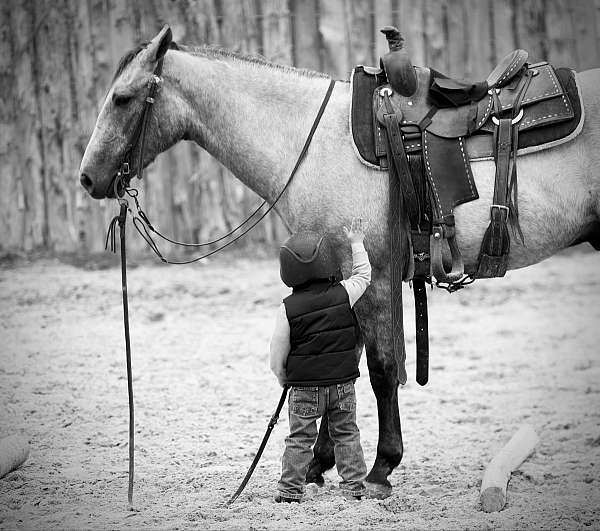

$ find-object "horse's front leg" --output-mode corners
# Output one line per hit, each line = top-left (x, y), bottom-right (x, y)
(356, 276), (404, 498)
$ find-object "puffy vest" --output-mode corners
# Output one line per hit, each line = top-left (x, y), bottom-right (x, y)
(283, 281), (360, 386)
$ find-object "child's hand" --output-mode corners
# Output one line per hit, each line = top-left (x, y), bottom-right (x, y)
(343, 217), (367, 244)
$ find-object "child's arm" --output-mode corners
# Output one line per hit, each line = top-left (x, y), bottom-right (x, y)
(340, 218), (372, 308)
(269, 304), (290, 387)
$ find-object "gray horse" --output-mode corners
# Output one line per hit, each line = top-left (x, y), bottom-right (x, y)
(79, 26), (600, 497)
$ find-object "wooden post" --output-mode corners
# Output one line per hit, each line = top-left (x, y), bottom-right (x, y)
(0, 436), (30, 479)
(480, 424), (539, 512)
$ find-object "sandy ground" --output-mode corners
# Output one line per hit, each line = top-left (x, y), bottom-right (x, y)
(0, 246), (599, 530)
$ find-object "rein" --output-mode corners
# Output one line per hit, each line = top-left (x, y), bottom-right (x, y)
(114, 77), (336, 263)
(105, 74), (336, 504)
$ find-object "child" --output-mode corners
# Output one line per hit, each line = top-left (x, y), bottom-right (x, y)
(270, 218), (371, 502)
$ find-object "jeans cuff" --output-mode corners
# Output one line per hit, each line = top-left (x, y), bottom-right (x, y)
(341, 486), (366, 497)
(276, 490), (303, 501)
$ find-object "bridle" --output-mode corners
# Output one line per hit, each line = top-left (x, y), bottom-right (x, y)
(106, 57), (165, 199)
(104, 53), (336, 505)
(107, 55), (336, 264)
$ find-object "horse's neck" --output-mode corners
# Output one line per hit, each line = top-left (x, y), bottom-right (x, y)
(168, 50), (332, 202)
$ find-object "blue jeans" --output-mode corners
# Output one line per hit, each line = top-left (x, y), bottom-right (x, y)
(277, 382), (367, 500)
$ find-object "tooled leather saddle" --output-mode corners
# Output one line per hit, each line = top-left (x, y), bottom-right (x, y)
(351, 27), (583, 386)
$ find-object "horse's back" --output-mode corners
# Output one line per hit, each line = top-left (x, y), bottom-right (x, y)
(575, 69), (600, 221)
(576, 68), (600, 144)
(577, 68), (600, 101)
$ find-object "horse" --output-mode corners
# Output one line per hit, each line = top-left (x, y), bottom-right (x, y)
(79, 25), (600, 498)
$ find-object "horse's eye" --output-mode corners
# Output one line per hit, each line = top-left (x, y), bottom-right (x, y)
(113, 93), (133, 107)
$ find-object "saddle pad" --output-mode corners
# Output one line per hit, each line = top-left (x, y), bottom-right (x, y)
(351, 66), (583, 169)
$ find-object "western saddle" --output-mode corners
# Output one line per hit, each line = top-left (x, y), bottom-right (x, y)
(369, 27), (576, 386)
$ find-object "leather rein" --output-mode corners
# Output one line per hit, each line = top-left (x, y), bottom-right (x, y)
(104, 62), (336, 504)
(109, 58), (336, 264)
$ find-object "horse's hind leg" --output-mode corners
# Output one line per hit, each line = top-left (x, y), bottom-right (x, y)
(357, 280), (404, 498)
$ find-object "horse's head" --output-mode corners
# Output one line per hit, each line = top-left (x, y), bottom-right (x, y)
(79, 25), (178, 198)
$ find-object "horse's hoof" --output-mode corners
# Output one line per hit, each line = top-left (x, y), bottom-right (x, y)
(305, 471), (325, 487)
(365, 481), (392, 499)
(306, 459), (326, 486)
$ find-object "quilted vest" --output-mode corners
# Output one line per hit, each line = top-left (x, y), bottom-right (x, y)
(283, 281), (360, 387)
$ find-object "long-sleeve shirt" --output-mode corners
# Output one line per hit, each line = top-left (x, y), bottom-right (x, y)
(269, 242), (371, 385)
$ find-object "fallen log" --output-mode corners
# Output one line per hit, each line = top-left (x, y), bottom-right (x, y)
(480, 424), (539, 512)
(0, 435), (30, 479)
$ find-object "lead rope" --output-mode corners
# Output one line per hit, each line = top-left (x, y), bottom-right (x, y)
(106, 200), (135, 506)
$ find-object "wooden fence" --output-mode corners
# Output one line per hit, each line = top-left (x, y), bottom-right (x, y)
(1, 0), (599, 255)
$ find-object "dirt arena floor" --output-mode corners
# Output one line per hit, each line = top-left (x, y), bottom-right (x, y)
(1, 245), (599, 530)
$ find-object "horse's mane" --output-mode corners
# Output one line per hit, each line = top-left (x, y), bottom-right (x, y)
(112, 40), (328, 82)
(178, 44), (329, 79)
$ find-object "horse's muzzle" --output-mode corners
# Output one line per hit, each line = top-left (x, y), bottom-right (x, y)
(79, 172), (106, 199)
(80, 172), (122, 199)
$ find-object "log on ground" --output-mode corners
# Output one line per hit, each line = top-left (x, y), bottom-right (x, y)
(480, 424), (539, 512)
(0, 435), (30, 479)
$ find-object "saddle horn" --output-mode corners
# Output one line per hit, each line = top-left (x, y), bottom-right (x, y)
(380, 26), (417, 97)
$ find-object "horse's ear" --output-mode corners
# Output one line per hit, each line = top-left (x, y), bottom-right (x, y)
(145, 25), (172, 64)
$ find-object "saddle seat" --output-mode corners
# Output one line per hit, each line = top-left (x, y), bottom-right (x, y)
(426, 49), (529, 109)
(372, 58), (575, 244)
(377, 56), (572, 140)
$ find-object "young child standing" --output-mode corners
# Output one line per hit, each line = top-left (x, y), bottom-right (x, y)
(270, 218), (371, 502)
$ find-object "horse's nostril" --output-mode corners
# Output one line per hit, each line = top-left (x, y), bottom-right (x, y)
(80, 173), (93, 192)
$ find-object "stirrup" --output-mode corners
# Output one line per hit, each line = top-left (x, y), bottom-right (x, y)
(430, 224), (464, 283)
